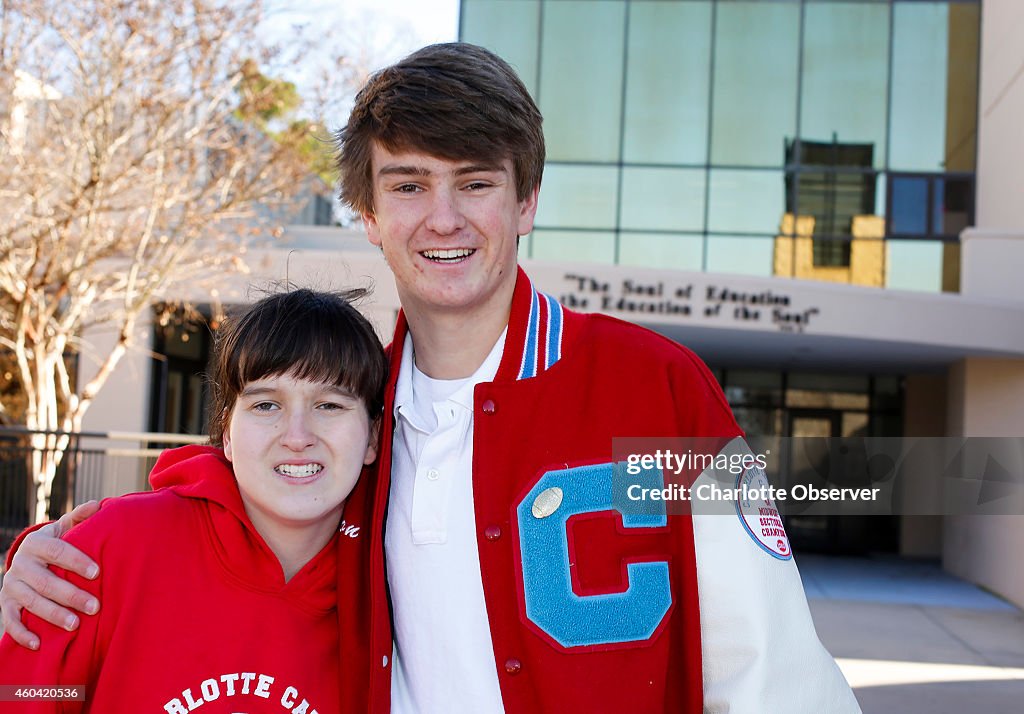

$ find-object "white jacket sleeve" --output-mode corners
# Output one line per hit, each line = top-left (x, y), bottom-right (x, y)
(692, 437), (861, 713)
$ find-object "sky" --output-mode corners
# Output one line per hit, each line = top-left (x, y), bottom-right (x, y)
(331, 0), (461, 56)
(258, 0), (460, 125)
(264, 0), (461, 73)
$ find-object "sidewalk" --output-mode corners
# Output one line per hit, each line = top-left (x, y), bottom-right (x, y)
(801, 554), (1024, 714)
(3, 557), (1023, 713)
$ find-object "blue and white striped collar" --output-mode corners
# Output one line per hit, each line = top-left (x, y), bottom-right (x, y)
(386, 269), (568, 388)
(516, 277), (565, 381)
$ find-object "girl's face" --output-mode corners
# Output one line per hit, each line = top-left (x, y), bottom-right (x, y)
(223, 372), (377, 542)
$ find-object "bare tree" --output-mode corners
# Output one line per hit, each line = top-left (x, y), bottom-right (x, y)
(0, 0), (323, 523)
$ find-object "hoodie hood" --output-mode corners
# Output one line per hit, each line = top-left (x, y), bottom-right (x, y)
(149, 444), (246, 518)
(147, 444), (338, 611)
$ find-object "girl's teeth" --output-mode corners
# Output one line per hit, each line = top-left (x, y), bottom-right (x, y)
(275, 464), (323, 477)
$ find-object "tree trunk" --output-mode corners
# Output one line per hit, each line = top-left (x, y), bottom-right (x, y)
(25, 355), (70, 524)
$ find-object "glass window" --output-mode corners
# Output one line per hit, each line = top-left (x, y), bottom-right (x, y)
(786, 140), (878, 240)
(888, 2), (979, 173)
(732, 407), (783, 439)
(888, 174), (972, 240)
(705, 235), (774, 278)
(707, 169), (785, 235)
(461, 0), (541, 97)
(518, 231), (535, 260)
(842, 412), (870, 438)
(618, 232), (704, 272)
(800, 3), (889, 170)
(724, 370), (783, 408)
(872, 376), (903, 412)
(813, 239), (851, 268)
(535, 164), (618, 229)
(620, 167), (705, 232)
(887, 239), (943, 292)
(889, 176), (929, 236)
(530, 229), (616, 265)
(889, 2), (948, 172)
(873, 172), (888, 232)
(932, 179), (944, 236)
(789, 373), (869, 395)
(623, 0), (711, 164)
(711, 2), (800, 167)
(539, 0), (626, 162)
(871, 413), (902, 438)
(786, 372), (870, 410)
(936, 176), (973, 237)
(943, 3), (980, 173)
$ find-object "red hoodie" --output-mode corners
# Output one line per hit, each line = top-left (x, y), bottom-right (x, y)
(0, 445), (343, 713)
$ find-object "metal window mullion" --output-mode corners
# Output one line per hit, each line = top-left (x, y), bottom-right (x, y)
(614, 0), (631, 265)
(531, 0), (546, 260)
(701, 0), (718, 273)
(791, 0), (808, 276)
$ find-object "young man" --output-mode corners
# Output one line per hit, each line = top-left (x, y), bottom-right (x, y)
(1, 44), (860, 713)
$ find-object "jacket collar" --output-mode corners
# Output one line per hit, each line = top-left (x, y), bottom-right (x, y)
(386, 266), (565, 388)
(497, 266), (565, 382)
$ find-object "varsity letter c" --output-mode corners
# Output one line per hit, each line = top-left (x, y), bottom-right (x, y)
(516, 463), (671, 649)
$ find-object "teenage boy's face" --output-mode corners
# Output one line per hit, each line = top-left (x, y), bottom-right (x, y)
(362, 144), (539, 321)
(223, 373), (377, 541)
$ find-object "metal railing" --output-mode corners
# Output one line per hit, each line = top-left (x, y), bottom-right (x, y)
(0, 427), (208, 553)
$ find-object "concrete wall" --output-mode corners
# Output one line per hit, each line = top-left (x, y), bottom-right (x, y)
(961, 230), (1024, 301)
(944, 514), (1024, 609)
(943, 358), (1024, 609)
(974, 0), (1024, 232)
(77, 321), (158, 495)
(940, 0), (1024, 610)
(960, 0), (1024, 299)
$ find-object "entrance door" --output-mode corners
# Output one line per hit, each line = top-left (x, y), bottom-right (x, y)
(785, 409), (898, 554)
(784, 410), (842, 552)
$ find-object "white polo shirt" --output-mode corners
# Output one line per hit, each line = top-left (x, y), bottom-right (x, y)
(386, 331), (507, 714)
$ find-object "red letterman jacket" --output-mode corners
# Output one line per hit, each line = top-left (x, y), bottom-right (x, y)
(335, 267), (741, 713)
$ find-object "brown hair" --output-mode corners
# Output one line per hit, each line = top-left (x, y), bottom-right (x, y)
(335, 42), (545, 216)
(207, 288), (387, 446)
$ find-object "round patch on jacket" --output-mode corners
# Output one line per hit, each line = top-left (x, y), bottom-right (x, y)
(735, 466), (792, 560)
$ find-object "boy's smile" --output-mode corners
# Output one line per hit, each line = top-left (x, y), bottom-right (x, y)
(362, 144), (539, 323)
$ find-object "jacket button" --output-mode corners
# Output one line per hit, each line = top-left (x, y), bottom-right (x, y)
(382, 655), (389, 668)
(504, 658), (522, 675)
(484, 525), (502, 541)
(481, 399), (496, 414)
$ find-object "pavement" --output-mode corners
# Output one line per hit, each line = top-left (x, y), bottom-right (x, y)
(2, 555), (1023, 712)
(800, 554), (1024, 714)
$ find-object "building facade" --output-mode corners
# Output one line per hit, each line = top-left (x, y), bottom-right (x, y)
(457, 0), (1023, 603)
(72, 0), (1024, 606)
(461, 0), (978, 293)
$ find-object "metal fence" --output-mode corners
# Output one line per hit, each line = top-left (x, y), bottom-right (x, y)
(0, 427), (207, 553)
